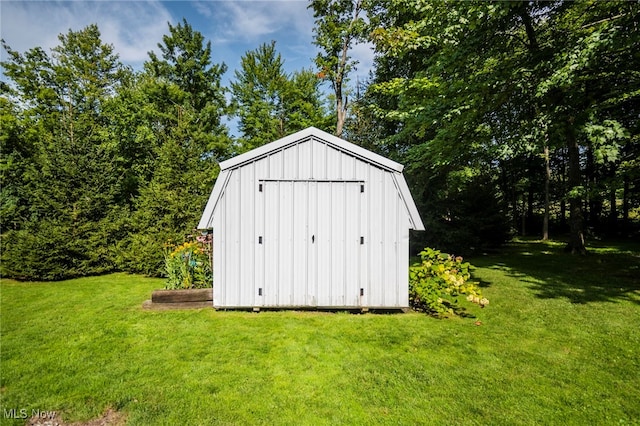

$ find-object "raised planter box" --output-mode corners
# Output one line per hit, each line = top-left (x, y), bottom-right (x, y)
(151, 288), (213, 303)
(143, 288), (213, 310)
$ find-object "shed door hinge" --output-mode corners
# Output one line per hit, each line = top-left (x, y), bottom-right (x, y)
(259, 183), (263, 192)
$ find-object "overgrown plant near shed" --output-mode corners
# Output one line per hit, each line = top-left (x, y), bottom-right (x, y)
(163, 238), (212, 290)
(409, 248), (487, 316)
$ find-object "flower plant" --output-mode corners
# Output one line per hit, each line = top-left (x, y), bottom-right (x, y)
(163, 235), (212, 290)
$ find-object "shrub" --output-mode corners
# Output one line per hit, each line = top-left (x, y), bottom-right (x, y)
(1, 220), (115, 281)
(409, 247), (488, 316)
(163, 238), (212, 290)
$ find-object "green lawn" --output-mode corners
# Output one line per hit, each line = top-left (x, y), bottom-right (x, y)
(1, 239), (639, 425)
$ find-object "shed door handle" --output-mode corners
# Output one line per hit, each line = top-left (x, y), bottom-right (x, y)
(311, 235), (315, 244)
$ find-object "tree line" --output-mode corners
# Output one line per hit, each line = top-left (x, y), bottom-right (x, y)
(2, 1), (638, 280)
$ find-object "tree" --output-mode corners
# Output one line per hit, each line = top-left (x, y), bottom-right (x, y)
(310, 0), (367, 137)
(121, 19), (232, 276)
(230, 41), (289, 151)
(281, 68), (329, 137)
(1, 25), (129, 279)
(367, 1), (639, 253)
(0, 94), (29, 231)
(231, 41), (328, 152)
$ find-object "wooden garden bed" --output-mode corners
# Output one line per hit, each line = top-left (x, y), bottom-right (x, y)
(143, 288), (212, 310)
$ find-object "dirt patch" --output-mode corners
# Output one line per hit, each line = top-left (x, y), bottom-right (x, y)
(27, 408), (125, 426)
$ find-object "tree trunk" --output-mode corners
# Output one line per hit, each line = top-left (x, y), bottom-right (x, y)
(608, 183), (617, 234)
(521, 194), (526, 237)
(622, 176), (630, 234)
(543, 144), (550, 240)
(565, 123), (587, 254)
(336, 92), (346, 137)
(560, 147), (567, 230)
(332, 0), (362, 138)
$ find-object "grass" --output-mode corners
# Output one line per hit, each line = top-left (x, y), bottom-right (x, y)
(1, 239), (639, 425)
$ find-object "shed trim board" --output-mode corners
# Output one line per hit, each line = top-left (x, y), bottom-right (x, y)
(198, 127), (424, 309)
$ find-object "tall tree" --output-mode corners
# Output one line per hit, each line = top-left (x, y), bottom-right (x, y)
(122, 19), (232, 275)
(310, 0), (367, 137)
(367, 1), (639, 253)
(1, 25), (129, 279)
(283, 68), (329, 133)
(230, 41), (288, 151)
(231, 41), (327, 152)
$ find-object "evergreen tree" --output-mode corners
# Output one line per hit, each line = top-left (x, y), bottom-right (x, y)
(230, 41), (327, 152)
(231, 41), (288, 151)
(121, 19), (232, 276)
(1, 25), (129, 279)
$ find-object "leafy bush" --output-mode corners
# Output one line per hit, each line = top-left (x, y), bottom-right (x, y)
(163, 238), (212, 289)
(409, 247), (488, 316)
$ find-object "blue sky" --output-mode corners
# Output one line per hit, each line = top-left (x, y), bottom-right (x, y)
(0, 0), (375, 86)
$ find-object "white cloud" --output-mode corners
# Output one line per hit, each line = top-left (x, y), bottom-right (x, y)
(0, 1), (172, 68)
(0, 0), (371, 83)
(202, 1), (314, 43)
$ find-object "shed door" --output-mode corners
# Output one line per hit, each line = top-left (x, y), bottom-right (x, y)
(259, 180), (363, 307)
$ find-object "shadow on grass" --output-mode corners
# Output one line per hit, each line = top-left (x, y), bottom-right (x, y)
(471, 238), (640, 305)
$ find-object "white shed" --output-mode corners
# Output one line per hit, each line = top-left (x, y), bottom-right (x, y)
(198, 127), (424, 310)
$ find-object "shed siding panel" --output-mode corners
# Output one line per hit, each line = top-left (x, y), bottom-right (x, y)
(279, 181), (294, 305)
(326, 146), (341, 180)
(298, 140), (312, 180)
(383, 173), (399, 306)
(212, 205), (223, 307)
(292, 181), (309, 305)
(255, 160), (267, 306)
(206, 133), (418, 309)
(239, 164), (255, 306)
(368, 167), (385, 307)
(282, 145), (297, 180)
(313, 141), (327, 180)
(225, 170), (241, 307)
(269, 151), (283, 179)
(316, 181), (331, 305)
(307, 181), (318, 304)
(398, 211), (411, 307)
(263, 180), (279, 305)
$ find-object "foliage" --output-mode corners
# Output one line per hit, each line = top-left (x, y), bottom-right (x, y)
(2, 6), (638, 281)
(124, 19), (230, 276)
(411, 167), (511, 255)
(366, 0), (640, 251)
(310, 0), (368, 136)
(163, 238), (212, 289)
(230, 41), (327, 152)
(0, 25), (128, 279)
(409, 247), (487, 315)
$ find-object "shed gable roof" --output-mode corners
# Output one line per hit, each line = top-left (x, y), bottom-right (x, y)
(198, 127), (424, 230)
(220, 127), (404, 173)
